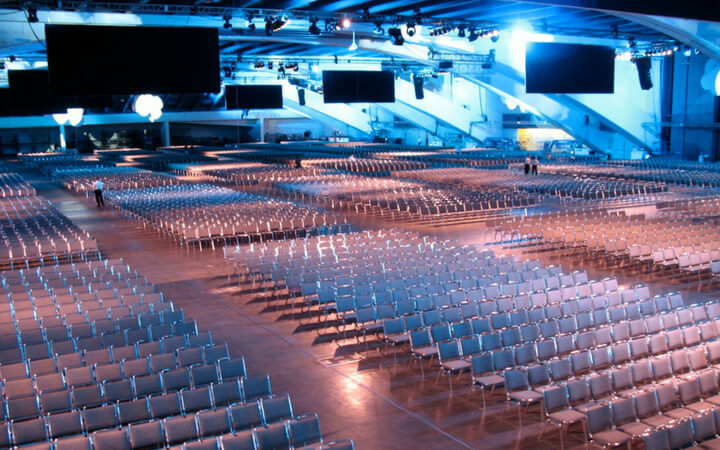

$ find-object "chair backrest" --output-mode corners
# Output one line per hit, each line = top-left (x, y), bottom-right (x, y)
(471, 353), (493, 376)
(437, 340), (460, 361)
(667, 418), (694, 449)
(585, 403), (612, 434)
(542, 385), (568, 413)
(288, 414), (322, 448)
(643, 428), (669, 450)
(503, 369), (528, 392)
(610, 397), (636, 426)
(633, 389), (659, 419)
(254, 422), (289, 450)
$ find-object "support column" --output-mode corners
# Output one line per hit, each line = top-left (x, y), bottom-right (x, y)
(160, 120), (171, 147)
(58, 125), (67, 150)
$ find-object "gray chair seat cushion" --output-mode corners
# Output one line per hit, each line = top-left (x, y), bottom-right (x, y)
(549, 409), (585, 424)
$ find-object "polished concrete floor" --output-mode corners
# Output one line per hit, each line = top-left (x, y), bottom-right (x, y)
(10, 162), (720, 449)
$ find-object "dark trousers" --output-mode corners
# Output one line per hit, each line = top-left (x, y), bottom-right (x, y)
(524, 164), (530, 174)
(94, 189), (105, 207)
(532, 165), (538, 174)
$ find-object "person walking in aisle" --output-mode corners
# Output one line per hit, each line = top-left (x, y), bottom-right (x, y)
(92, 177), (105, 207)
(524, 155), (531, 174)
(531, 156), (539, 174)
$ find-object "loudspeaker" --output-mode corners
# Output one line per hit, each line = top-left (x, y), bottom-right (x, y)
(413, 75), (424, 100)
(634, 57), (653, 90)
(297, 88), (305, 106)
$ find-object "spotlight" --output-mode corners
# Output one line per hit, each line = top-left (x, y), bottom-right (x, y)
(373, 21), (384, 35)
(467, 28), (478, 42)
(265, 16), (287, 36)
(27, 5), (38, 23)
(388, 27), (404, 45)
(414, 8), (422, 25)
(246, 13), (256, 31)
(490, 30), (500, 43)
(406, 22), (416, 37)
(341, 17), (351, 29)
(457, 25), (466, 38)
(430, 25), (452, 37)
(223, 66), (233, 78)
(254, 62), (265, 69)
(325, 19), (337, 32)
(223, 14), (232, 29)
(285, 62), (299, 71)
(309, 18), (321, 35)
(268, 61), (274, 70)
(66, 108), (84, 127)
(133, 95), (163, 122)
(247, 23), (256, 32)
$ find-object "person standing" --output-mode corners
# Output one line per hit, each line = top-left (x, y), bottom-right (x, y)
(92, 177), (105, 207)
(531, 156), (539, 174)
(524, 155), (531, 175)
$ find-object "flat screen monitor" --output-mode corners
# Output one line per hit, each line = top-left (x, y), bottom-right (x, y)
(7, 69), (112, 115)
(45, 24), (220, 96)
(225, 85), (283, 109)
(525, 42), (615, 94)
(322, 70), (395, 103)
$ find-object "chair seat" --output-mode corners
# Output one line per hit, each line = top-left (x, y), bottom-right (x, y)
(549, 409), (585, 424)
(442, 360), (471, 372)
(686, 401), (714, 413)
(701, 437), (720, 449)
(361, 322), (383, 332)
(509, 390), (542, 405)
(473, 374), (504, 388)
(413, 347), (436, 358)
(592, 429), (632, 447)
(641, 414), (673, 427)
(618, 421), (652, 437)
(664, 407), (694, 420)
(387, 334), (410, 345)
(706, 394), (720, 405)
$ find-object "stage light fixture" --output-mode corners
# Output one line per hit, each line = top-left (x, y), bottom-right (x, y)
(27, 5), (38, 23)
(406, 23), (416, 37)
(490, 31), (500, 43)
(66, 108), (84, 126)
(325, 19), (337, 32)
(341, 17), (351, 29)
(373, 21), (384, 35)
(223, 14), (232, 29)
(265, 16), (288, 36)
(467, 28), (479, 42)
(254, 62), (265, 69)
(268, 61), (274, 70)
(309, 18), (321, 35)
(457, 25), (466, 38)
(388, 27), (404, 45)
(133, 95), (163, 122)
